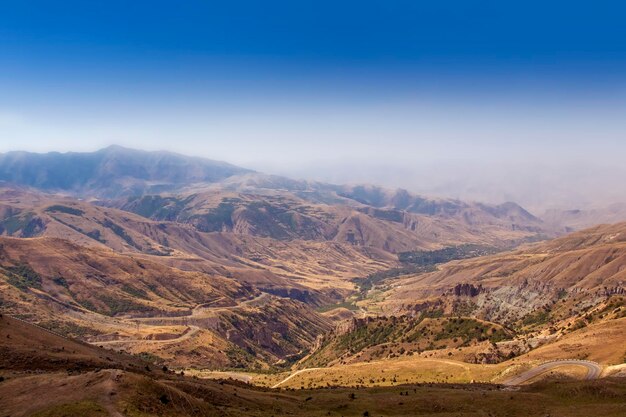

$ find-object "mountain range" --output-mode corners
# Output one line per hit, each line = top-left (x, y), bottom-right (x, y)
(0, 146), (624, 387)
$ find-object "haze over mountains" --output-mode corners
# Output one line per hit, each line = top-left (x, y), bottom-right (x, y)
(0, 146), (625, 415)
(3, 146), (622, 233)
(277, 158), (626, 215)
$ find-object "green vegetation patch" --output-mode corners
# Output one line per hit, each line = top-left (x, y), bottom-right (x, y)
(239, 201), (293, 239)
(353, 265), (429, 299)
(452, 300), (478, 316)
(125, 194), (191, 220)
(225, 344), (258, 368)
(337, 321), (397, 353)
(307, 311), (514, 367)
(316, 301), (359, 313)
(48, 215), (105, 243)
(136, 351), (165, 364)
(121, 283), (150, 300)
(102, 218), (136, 247)
(521, 308), (551, 327)
(52, 276), (69, 288)
(39, 319), (97, 338)
(357, 207), (404, 223)
(434, 318), (510, 344)
(398, 244), (500, 265)
(4, 263), (42, 291)
(190, 200), (238, 232)
(97, 294), (152, 316)
(44, 205), (85, 216)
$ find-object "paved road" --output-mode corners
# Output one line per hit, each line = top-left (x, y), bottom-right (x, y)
(503, 360), (602, 386)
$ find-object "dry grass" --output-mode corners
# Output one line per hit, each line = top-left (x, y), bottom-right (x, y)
(518, 317), (626, 365)
(199, 318), (626, 390)
(2, 313), (626, 417)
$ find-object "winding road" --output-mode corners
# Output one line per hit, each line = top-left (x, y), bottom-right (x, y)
(95, 325), (201, 346)
(503, 360), (602, 386)
(270, 359), (603, 389)
(89, 293), (271, 348)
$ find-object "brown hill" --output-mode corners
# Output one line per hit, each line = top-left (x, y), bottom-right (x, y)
(0, 147), (553, 248)
(282, 224), (626, 376)
(0, 186), (392, 295)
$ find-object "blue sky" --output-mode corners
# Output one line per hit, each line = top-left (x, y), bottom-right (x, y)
(1, 1), (626, 209)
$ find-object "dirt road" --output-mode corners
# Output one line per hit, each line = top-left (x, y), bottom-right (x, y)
(89, 293), (271, 348)
(503, 360), (602, 386)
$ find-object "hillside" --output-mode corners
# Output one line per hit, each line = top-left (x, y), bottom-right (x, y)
(0, 148), (617, 376)
(0, 179), (555, 298)
(0, 147), (555, 248)
(302, 315), (512, 368)
(2, 314), (625, 417)
(0, 236), (334, 369)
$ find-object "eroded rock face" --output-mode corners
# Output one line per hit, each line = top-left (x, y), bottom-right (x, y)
(216, 297), (332, 362)
(598, 286), (625, 296)
(451, 283), (483, 297)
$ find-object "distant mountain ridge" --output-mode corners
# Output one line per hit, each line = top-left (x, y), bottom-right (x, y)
(0, 147), (552, 244)
(542, 203), (626, 232)
(0, 145), (251, 198)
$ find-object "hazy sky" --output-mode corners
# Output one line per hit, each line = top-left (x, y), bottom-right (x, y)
(1, 1), (626, 211)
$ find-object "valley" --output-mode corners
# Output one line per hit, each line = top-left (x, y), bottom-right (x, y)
(0, 147), (624, 416)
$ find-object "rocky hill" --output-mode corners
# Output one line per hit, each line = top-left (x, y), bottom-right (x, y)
(377, 222), (626, 326)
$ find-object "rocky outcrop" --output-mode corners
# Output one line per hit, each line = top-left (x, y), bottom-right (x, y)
(451, 283), (484, 297)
